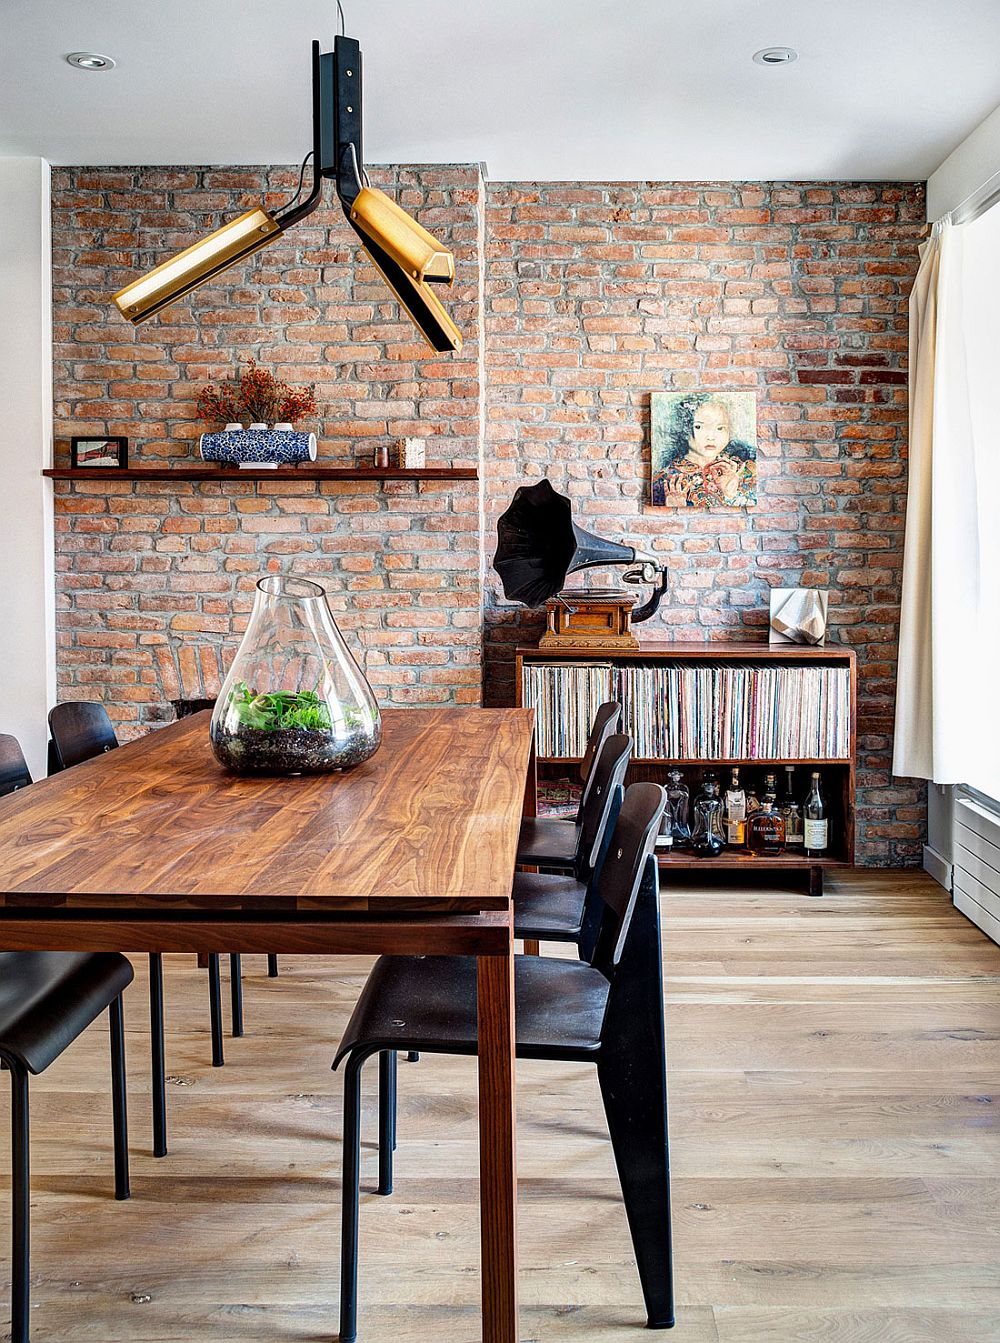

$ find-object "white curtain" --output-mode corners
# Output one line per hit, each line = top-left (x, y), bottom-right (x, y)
(893, 214), (1000, 796)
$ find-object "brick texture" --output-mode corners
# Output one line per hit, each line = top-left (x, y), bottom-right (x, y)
(51, 165), (484, 723)
(50, 168), (925, 865)
(483, 181), (926, 866)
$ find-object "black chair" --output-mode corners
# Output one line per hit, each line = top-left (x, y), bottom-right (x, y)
(46, 702), (254, 1156)
(513, 729), (630, 947)
(333, 782), (673, 1342)
(0, 951), (133, 1343)
(516, 699), (621, 869)
(0, 735), (32, 796)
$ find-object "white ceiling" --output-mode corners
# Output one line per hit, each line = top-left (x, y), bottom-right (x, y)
(2, 0), (999, 181)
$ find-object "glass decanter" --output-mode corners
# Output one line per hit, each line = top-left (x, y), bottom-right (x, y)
(664, 768), (691, 846)
(691, 777), (725, 858)
(210, 575), (382, 775)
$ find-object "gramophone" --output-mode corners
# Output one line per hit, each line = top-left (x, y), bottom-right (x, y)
(493, 479), (668, 649)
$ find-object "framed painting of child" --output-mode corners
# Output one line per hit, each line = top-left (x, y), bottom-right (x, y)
(650, 390), (757, 508)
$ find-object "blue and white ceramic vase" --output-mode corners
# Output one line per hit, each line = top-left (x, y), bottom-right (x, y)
(200, 423), (318, 469)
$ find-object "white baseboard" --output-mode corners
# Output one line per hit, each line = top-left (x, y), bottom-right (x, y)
(923, 844), (953, 891)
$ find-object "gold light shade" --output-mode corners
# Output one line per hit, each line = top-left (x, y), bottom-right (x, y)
(351, 223), (463, 354)
(349, 187), (455, 284)
(112, 207), (282, 323)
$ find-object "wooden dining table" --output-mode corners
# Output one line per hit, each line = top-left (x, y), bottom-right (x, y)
(0, 705), (535, 1343)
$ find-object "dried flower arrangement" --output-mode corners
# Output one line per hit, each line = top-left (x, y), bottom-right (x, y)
(196, 359), (318, 427)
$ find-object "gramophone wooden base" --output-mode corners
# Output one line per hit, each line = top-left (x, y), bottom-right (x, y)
(539, 590), (639, 650)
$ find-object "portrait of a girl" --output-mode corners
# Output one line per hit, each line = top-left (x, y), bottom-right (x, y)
(650, 391), (758, 508)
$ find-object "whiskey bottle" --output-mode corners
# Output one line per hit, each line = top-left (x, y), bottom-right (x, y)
(804, 771), (828, 857)
(724, 767), (747, 846)
(762, 770), (778, 806)
(780, 766), (804, 848)
(746, 800), (786, 856)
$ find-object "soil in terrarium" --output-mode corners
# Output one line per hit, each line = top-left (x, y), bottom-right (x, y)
(211, 683), (379, 774)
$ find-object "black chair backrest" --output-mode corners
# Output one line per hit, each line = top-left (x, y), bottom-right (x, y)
(588, 782), (665, 977)
(48, 702), (119, 772)
(576, 731), (632, 879)
(575, 700), (621, 821)
(0, 735), (32, 797)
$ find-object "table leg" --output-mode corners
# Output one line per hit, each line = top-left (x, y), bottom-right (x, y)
(477, 918), (519, 1343)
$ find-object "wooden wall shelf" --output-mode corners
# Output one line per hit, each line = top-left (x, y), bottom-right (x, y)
(44, 466), (478, 482)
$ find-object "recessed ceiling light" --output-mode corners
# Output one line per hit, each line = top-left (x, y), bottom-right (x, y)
(753, 47), (797, 66)
(66, 51), (116, 71)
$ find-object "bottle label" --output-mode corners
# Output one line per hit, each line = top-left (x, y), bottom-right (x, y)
(725, 793), (746, 822)
(804, 819), (828, 849)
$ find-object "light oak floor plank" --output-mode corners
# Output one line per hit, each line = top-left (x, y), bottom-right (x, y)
(0, 869), (998, 1341)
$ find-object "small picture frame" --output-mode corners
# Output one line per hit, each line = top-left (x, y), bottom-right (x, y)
(70, 436), (128, 469)
(393, 437), (426, 469)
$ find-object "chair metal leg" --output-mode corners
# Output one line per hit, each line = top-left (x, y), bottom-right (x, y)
(9, 1060), (30, 1343)
(595, 860), (675, 1329)
(148, 952), (167, 1157)
(230, 954), (244, 1039)
(208, 954), (224, 1067)
(340, 1053), (364, 1343)
(377, 1051), (396, 1195)
(109, 995), (130, 1201)
(267, 954), (279, 978)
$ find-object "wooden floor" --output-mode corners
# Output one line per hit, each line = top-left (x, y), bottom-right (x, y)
(1, 869), (999, 1342)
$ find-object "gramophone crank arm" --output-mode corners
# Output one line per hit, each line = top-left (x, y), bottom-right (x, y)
(628, 568), (670, 624)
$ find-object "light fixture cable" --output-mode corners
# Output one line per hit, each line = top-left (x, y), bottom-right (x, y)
(282, 150), (315, 213)
(336, 0), (346, 36)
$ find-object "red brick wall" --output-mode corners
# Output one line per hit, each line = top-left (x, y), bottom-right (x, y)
(51, 164), (484, 721)
(483, 181), (926, 865)
(50, 168), (925, 864)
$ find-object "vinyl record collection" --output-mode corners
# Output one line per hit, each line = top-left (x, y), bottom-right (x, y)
(521, 661), (852, 761)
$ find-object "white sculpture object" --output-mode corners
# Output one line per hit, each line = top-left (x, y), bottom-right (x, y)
(769, 588), (829, 645)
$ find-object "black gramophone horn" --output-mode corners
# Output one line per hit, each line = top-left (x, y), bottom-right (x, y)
(494, 478), (645, 607)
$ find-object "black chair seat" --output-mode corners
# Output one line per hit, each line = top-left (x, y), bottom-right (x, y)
(0, 952), (134, 1074)
(512, 869), (586, 941)
(334, 953), (609, 1066)
(516, 815), (581, 869)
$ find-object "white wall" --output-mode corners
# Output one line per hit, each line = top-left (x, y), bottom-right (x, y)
(0, 158), (55, 779)
(927, 100), (1000, 220)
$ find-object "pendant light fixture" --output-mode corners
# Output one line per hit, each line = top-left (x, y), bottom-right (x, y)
(112, 36), (461, 352)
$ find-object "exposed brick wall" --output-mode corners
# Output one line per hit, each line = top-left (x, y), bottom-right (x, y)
(50, 164), (484, 723)
(49, 169), (925, 864)
(483, 181), (926, 866)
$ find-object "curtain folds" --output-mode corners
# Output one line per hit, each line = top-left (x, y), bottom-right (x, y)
(893, 215), (999, 794)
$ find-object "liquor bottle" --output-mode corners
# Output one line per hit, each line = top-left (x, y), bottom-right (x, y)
(723, 767), (746, 847)
(691, 778), (725, 858)
(664, 768), (691, 846)
(747, 800), (786, 856)
(745, 784), (761, 816)
(780, 766), (804, 848)
(804, 771), (828, 857)
(762, 770), (778, 806)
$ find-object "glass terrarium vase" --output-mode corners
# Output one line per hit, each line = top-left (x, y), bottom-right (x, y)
(210, 576), (382, 775)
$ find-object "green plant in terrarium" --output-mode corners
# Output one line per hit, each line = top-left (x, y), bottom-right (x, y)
(227, 681), (335, 733)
